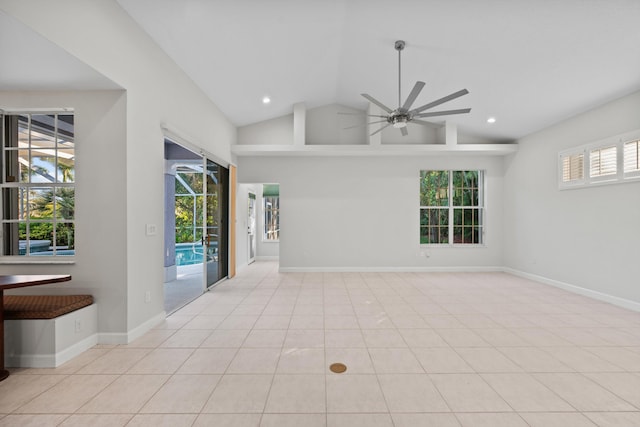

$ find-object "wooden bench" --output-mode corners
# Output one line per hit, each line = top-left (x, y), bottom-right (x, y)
(3, 295), (97, 368)
(4, 295), (93, 319)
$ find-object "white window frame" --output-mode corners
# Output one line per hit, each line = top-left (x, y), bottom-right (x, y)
(558, 128), (640, 190)
(623, 139), (640, 179)
(262, 195), (279, 242)
(558, 149), (586, 188)
(0, 109), (76, 262)
(419, 170), (485, 246)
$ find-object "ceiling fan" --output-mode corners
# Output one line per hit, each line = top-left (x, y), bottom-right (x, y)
(352, 40), (471, 136)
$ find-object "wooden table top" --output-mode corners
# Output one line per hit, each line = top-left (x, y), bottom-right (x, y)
(0, 275), (72, 290)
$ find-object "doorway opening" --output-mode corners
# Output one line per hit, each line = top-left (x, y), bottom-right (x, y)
(238, 183), (279, 270)
(164, 139), (229, 314)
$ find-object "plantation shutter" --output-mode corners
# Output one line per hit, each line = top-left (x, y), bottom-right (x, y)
(589, 146), (617, 178)
(561, 153), (584, 183)
(624, 140), (640, 174)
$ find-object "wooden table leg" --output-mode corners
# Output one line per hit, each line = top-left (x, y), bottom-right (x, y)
(0, 289), (9, 381)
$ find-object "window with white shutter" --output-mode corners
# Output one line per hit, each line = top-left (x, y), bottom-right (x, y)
(561, 153), (584, 183)
(624, 140), (640, 177)
(558, 129), (640, 189)
(589, 146), (617, 179)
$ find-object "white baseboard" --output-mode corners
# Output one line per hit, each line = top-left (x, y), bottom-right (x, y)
(97, 311), (166, 345)
(279, 266), (503, 273)
(256, 256), (279, 261)
(6, 333), (98, 368)
(5, 304), (99, 368)
(503, 267), (640, 313)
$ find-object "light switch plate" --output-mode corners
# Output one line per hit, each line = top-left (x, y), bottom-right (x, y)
(146, 224), (157, 236)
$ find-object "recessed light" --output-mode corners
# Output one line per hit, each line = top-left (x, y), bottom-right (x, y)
(262, 96), (271, 104)
(487, 117), (496, 124)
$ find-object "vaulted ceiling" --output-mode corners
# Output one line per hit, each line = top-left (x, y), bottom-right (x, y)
(2, 2), (640, 142)
(116, 0), (640, 141)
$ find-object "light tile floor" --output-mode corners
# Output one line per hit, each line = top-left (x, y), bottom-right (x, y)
(2, 261), (640, 426)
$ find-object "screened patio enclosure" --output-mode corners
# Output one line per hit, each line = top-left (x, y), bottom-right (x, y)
(163, 138), (229, 313)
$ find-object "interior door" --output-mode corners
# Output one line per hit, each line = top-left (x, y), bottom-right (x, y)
(204, 157), (229, 288)
(247, 192), (256, 264)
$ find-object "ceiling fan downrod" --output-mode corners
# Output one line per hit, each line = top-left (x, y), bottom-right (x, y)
(395, 40), (405, 109)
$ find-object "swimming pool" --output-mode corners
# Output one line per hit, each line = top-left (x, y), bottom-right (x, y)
(175, 243), (204, 266)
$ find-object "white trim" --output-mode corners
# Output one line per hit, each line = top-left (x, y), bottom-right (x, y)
(0, 258), (75, 264)
(96, 332), (128, 345)
(504, 267), (640, 313)
(0, 107), (74, 114)
(256, 256), (279, 261)
(97, 311), (166, 345)
(559, 128), (640, 190)
(232, 143), (518, 157)
(279, 266), (502, 273)
(5, 333), (97, 368)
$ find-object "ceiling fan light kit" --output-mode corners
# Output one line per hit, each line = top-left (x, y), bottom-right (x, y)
(360, 40), (471, 136)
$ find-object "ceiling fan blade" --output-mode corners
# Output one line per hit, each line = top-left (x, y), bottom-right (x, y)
(401, 81), (425, 111)
(370, 123), (391, 136)
(414, 108), (471, 118)
(409, 89), (469, 115)
(400, 127), (409, 136)
(361, 94), (393, 114)
(343, 119), (388, 130)
(337, 112), (389, 118)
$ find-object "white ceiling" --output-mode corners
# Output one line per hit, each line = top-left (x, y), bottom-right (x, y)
(117, 0), (640, 141)
(3, 2), (640, 142)
(0, 10), (120, 93)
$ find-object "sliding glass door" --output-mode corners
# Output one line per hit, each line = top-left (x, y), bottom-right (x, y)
(204, 158), (229, 287)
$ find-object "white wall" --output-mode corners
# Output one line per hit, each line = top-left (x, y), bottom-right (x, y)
(504, 90), (640, 305)
(1, 1), (236, 340)
(238, 155), (504, 271)
(306, 104), (367, 145)
(238, 115), (293, 145)
(0, 90), (128, 335)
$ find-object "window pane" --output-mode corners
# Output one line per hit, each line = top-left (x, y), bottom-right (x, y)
(30, 115), (57, 149)
(419, 226), (430, 244)
(590, 146), (617, 177)
(562, 153), (584, 182)
(57, 150), (75, 183)
(452, 171), (478, 206)
(26, 221), (53, 253)
(28, 187), (55, 219)
(420, 170), (449, 206)
(57, 114), (75, 145)
(55, 187), (75, 219)
(55, 222), (74, 254)
(264, 196), (280, 240)
(453, 226), (463, 243)
(624, 140), (640, 173)
(30, 153), (56, 183)
(438, 227), (449, 244)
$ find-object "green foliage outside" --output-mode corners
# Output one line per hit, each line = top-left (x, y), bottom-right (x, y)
(175, 171), (204, 243)
(19, 187), (75, 248)
(420, 170), (481, 244)
(173, 171), (224, 245)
